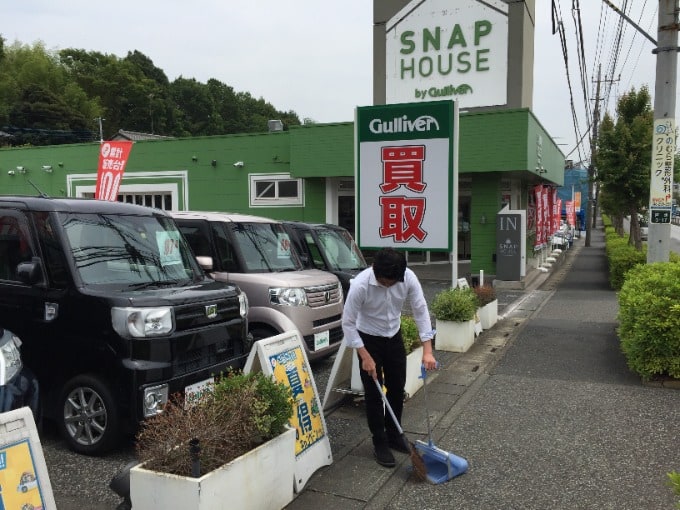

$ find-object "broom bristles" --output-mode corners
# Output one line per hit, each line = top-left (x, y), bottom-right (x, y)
(409, 442), (428, 481)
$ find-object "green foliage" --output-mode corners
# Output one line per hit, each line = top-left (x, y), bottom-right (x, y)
(135, 370), (293, 476)
(617, 262), (680, 380)
(400, 315), (420, 354)
(595, 86), (653, 249)
(212, 370), (293, 440)
(431, 286), (478, 322)
(667, 471), (680, 509)
(0, 40), (301, 145)
(605, 226), (646, 290)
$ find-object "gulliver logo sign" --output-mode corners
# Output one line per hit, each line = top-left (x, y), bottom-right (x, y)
(356, 100), (457, 251)
(385, 0), (508, 108)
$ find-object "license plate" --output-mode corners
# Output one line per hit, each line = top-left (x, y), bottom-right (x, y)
(314, 330), (330, 350)
(185, 377), (214, 408)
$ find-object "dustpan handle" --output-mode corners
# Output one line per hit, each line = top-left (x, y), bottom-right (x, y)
(418, 364), (436, 444)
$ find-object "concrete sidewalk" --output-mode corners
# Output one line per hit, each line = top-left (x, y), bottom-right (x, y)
(287, 225), (680, 509)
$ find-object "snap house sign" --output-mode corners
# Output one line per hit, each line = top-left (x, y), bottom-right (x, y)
(385, 0), (509, 108)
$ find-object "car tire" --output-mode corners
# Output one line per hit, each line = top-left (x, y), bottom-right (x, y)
(58, 374), (120, 456)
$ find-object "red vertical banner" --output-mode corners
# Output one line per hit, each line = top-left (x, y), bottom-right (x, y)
(566, 200), (575, 226)
(551, 188), (559, 233)
(541, 186), (550, 245)
(534, 185), (544, 247)
(95, 141), (133, 201)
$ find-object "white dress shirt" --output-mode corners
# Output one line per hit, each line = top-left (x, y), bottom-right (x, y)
(342, 266), (434, 349)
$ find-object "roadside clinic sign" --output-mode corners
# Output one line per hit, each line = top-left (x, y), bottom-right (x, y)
(385, 0), (508, 108)
(355, 100), (457, 251)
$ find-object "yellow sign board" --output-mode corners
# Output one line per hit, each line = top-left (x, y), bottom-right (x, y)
(244, 331), (332, 493)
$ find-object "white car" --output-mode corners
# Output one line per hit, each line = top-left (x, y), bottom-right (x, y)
(638, 214), (649, 240)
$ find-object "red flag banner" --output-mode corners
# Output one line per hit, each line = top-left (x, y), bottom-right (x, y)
(566, 200), (575, 226)
(534, 185), (544, 247)
(95, 141), (133, 201)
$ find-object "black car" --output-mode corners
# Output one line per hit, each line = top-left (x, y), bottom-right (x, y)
(0, 196), (250, 455)
(281, 221), (368, 298)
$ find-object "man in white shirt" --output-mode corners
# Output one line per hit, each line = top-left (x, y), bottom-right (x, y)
(342, 248), (437, 468)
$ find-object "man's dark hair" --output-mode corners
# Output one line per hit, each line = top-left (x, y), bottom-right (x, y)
(372, 248), (407, 282)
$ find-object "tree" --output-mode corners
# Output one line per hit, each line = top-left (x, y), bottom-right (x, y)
(0, 37), (302, 144)
(595, 86), (653, 250)
(0, 41), (100, 144)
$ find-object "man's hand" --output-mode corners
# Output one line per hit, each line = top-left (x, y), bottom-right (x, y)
(357, 347), (377, 379)
(422, 351), (437, 371)
(421, 339), (437, 370)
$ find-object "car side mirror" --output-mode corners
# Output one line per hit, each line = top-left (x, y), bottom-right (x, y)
(16, 257), (42, 285)
(196, 255), (214, 271)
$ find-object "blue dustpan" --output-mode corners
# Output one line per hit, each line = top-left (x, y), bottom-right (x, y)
(416, 365), (468, 484)
(414, 439), (468, 484)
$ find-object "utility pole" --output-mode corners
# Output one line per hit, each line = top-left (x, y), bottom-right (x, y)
(647, 0), (679, 263)
(95, 117), (105, 143)
(585, 65), (602, 248)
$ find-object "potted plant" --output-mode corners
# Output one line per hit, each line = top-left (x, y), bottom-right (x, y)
(401, 315), (425, 398)
(431, 286), (478, 352)
(129, 370), (295, 510)
(473, 283), (498, 329)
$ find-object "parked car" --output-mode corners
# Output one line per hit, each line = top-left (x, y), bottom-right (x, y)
(0, 196), (250, 455)
(281, 221), (368, 298)
(0, 327), (39, 419)
(171, 211), (344, 361)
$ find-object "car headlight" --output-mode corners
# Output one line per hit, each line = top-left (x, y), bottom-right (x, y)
(112, 307), (175, 338)
(269, 287), (307, 307)
(239, 291), (248, 318)
(0, 332), (23, 385)
(143, 384), (169, 417)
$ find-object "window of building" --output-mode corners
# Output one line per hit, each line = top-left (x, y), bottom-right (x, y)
(249, 174), (303, 207)
(80, 192), (172, 210)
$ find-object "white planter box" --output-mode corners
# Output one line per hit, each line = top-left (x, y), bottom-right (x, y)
(350, 345), (425, 398)
(435, 318), (475, 352)
(404, 345), (424, 398)
(478, 299), (498, 329)
(130, 426), (296, 510)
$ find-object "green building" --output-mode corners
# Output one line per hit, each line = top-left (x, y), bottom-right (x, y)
(0, 107), (563, 279)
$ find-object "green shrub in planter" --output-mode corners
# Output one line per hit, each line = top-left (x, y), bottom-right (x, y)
(617, 262), (680, 380)
(400, 315), (421, 354)
(135, 370), (294, 476)
(431, 287), (478, 322)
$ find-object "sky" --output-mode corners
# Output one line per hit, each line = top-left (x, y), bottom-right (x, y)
(2, 1), (674, 164)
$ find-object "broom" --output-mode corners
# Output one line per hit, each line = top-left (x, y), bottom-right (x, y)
(373, 379), (427, 481)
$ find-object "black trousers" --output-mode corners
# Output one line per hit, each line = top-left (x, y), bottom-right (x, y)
(357, 330), (407, 443)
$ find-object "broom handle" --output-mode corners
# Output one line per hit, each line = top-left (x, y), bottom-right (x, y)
(420, 365), (434, 444)
(373, 379), (405, 435)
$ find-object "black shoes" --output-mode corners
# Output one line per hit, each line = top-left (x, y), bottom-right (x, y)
(387, 435), (411, 454)
(374, 442), (396, 467)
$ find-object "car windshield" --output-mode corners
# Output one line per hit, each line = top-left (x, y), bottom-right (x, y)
(316, 227), (367, 271)
(61, 212), (200, 287)
(230, 222), (300, 272)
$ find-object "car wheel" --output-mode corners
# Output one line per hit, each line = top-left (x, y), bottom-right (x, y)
(58, 374), (120, 456)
